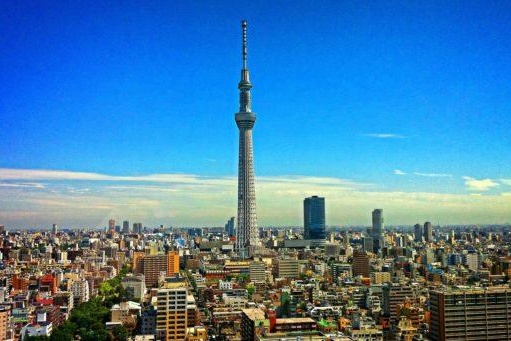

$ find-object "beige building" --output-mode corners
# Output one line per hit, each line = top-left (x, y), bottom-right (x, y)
(185, 326), (207, 341)
(371, 271), (391, 284)
(0, 307), (10, 341)
(275, 258), (300, 279)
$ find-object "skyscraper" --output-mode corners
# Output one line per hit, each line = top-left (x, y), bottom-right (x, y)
(108, 219), (115, 234)
(372, 209), (384, 253)
(413, 223), (422, 243)
(122, 220), (130, 234)
(304, 196), (326, 244)
(225, 217), (235, 237)
(235, 20), (258, 258)
(424, 221), (433, 243)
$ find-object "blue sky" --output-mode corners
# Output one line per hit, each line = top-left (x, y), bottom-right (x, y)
(1, 1), (510, 228)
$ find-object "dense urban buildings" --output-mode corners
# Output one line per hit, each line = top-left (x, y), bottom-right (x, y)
(235, 20), (259, 258)
(0, 19), (509, 341)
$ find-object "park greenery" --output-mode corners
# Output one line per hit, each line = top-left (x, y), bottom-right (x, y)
(26, 266), (130, 341)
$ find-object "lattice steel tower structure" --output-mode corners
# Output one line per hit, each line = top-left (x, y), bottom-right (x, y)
(235, 20), (259, 258)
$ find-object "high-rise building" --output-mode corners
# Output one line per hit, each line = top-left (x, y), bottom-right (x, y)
(362, 236), (374, 253)
(249, 261), (266, 282)
(413, 223), (422, 243)
(122, 220), (130, 234)
(108, 219), (115, 234)
(156, 284), (189, 340)
(142, 254), (167, 288)
(352, 249), (370, 277)
(133, 222), (142, 234)
(235, 20), (259, 258)
(382, 284), (414, 324)
(0, 306), (10, 340)
(167, 251), (180, 276)
(225, 217), (235, 237)
(429, 287), (511, 340)
(138, 252), (180, 288)
(304, 196), (326, 244)
(424, 221), (433, 243)
(52, 224), (58, 235)
(371, 209), (384, 253)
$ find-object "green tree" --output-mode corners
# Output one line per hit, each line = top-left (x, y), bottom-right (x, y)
(25, 336), (49, 341)
(110, 325), (129, 341)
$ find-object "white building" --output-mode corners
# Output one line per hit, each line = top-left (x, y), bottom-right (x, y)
(21, 322), (52, 340)
(71, 278), (90, 305)
(218, 280), (234, 291)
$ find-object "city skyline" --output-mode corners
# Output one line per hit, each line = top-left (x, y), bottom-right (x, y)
(1, 2), (510, 228)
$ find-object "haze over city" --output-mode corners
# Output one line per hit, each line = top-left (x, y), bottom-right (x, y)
(1, 1), (510, 228)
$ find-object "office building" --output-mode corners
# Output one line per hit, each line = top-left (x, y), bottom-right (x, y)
(133, 222), (142, 234)
(429, 287), (511, 340)
(304, 196), (326, 244)
(275, 258), (300, 279)
(249, 261), (266, 282)
(122, 220), (130, 234)
(352, 249), (370, 277)
(363, 236), (374, 253)
(225, 217), (235, 237)
(382, 284), (414, 324)
(424, 221), (433, 243)
(372, 209), (384, 253)
(108, 219), (115, 234)
(413, 223), (422, 243)
(235, 20), (259, 258)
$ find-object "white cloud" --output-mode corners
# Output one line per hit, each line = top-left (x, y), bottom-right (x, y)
(393, 169), (406, 176)
(0, 168), (510, 228)
(500, 179), (511, 186)
(0, 182), (45, 189)
(364, 133), (405, 139)
(413, 172), (452, 178)
(463, 177), (499, 191)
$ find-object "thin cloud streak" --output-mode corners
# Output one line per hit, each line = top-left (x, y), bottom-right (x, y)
(393, 169), (406, 176)
(413, 172), (452, 178)
(364, 133), (405, 139)
(0, 182), (45, 189)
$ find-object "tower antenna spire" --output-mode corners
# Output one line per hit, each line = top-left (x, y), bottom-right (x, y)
(242, 20), (248, 69)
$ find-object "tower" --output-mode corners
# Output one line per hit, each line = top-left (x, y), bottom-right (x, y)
(303, 196), (326, 245)
(235, 20), (259, 257)
(371, 209), (384, 253)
